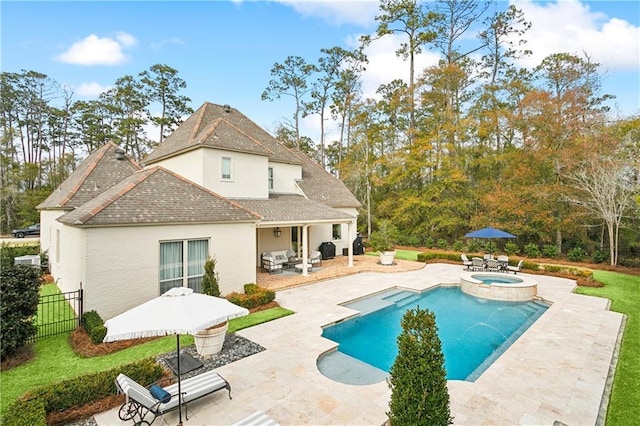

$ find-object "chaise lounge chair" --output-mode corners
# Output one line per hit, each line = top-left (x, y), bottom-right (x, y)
(506, 259), (524, 274)
(461, 254), (473, 270)
(115, 371), (231, 425)
(471, 257), (485, 271)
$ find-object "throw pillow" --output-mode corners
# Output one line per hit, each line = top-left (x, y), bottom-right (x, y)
(149, 384), (171, 403)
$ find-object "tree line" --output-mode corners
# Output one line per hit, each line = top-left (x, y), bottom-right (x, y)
(0, 64), (192, 230)
(262, 0), (639, 266)
(2, 0), (639, 266)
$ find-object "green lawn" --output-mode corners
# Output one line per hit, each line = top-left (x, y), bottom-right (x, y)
(574, 270), (640, 425)
(0, 306), (293, 416)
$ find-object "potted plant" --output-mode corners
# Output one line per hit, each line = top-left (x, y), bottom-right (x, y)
(369, 220), (397, 266)
(195, 256), (228, 356)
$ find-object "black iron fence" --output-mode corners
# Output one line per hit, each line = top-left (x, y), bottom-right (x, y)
(30, 286), (83, 343)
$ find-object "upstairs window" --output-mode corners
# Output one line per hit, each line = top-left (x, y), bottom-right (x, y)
(221, 157), (232, 181)
(268, 167), (274, 190)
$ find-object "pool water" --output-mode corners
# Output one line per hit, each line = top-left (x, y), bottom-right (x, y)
(321, 286), (548, 381)
(471, 274), (523, 285)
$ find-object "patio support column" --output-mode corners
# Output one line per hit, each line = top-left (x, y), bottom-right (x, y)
(347, 221), (354, 267)
(301, 225), (309, 276)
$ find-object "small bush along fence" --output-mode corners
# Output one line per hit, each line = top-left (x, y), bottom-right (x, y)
(81, 310), (107, 344)
(1, 358), (163, 426)
(227, 284), (276, 310)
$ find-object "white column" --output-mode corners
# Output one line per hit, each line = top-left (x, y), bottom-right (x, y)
(347, 221), (354, 267)
(301, 225), (309, 276)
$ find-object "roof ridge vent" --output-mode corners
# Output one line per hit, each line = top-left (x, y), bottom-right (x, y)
(224, 104), (231, 113)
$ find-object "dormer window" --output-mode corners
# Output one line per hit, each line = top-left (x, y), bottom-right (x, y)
(268, 167), (274, 190)
(221, 157), (232, 181)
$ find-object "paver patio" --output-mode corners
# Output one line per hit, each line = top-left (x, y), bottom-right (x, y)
(94, 263), (623, 426)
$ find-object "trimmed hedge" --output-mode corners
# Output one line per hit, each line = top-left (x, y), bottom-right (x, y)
(227, 284), (275, 310)
(415, 251), (593, 280)
(1, 357), (163, 425)
(81, 310), (107, 344)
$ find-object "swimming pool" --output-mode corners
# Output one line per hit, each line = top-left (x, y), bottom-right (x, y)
(319, 286), (548, 383)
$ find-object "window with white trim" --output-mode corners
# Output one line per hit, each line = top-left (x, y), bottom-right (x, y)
(332, 224), (342, 240)
(221, 156), (232, 181)
(159, 239), (209, 294)
(268, 167), (274, 190)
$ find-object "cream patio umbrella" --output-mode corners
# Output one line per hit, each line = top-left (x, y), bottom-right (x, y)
(103, 287), (248, 425)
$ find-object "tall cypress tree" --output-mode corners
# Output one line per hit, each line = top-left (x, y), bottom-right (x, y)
(388, 306), (452, 425)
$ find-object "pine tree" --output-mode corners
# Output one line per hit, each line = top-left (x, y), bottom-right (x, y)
(388, 307), (452, 425)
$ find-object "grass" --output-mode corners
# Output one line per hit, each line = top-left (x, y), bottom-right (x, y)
(36, 284), (78, 337)
(0, 306), (293, 416)
(366, 249), (420, 261)
(574, 270), (640, 425)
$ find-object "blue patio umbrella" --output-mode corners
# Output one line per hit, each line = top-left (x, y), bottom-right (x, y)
(464, 227), (516, 239)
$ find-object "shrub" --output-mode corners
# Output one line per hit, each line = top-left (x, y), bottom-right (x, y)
(523, 243), (541, 258)
(567, 247), (587, 262)
(424, 236), (434, 249)
(369, 220), (398, 252)
(467, 240), (481, 253)
(504, 242), (519, 256)
(483, 241), (497, 254)
(1, 397), (46, 426)
(0, 264), (42, 360)
(592, 249), (608, 264)
(388, 307), (452, 425)
(452, 240), (464, 252)
(436, 239), (448, 250)
(201, 256), (220, 297)
(227, 284), (275, 310)
(542, 244), (560, 259)
(2, 358), (162, 425)
(81, 311), (107, 345)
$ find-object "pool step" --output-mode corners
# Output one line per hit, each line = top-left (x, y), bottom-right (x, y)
(382, 290), (420, 308)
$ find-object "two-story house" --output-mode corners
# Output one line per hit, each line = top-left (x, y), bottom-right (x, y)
(38, 102), (361, 320)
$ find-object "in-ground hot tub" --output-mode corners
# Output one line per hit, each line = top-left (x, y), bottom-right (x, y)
(460, 272), (538, 301)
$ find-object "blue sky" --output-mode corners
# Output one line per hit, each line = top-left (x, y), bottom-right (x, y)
(2, 0), (639, 143)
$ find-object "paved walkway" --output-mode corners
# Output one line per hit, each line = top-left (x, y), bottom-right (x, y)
(95, 263), (623, 426)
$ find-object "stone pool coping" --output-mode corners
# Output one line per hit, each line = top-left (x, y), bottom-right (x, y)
(460, 270), (538, 301)
(94, 263), (624, 425)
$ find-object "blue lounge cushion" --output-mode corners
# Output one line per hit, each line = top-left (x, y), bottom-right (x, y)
(150, 384), (171, 403)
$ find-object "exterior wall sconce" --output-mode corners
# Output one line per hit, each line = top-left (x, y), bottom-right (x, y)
(273, 227), (282, 238)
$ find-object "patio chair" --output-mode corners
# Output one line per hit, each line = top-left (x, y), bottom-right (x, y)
(486, 258), (500, 272)
(506, 259), (524, 274)
(497, 255), (509, 272)
(261, 255), (282, 274)
(308, 250), (322, 267)
(115, 371), (231, 425)
(461, 254), (473, 270)
(471, 257), (485, 271)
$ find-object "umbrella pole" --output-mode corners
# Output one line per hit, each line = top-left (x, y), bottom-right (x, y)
(177, 335), (183, 426)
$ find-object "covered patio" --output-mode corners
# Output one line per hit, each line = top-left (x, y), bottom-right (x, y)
(256, 255), (425, 291)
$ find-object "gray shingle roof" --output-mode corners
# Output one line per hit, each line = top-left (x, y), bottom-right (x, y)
(236, 194), (354, 223)
(143, 102), (301, 165)
(292, 150), (362, 209)
(58, 167), (260, 226)
(37, 142), (141, 210)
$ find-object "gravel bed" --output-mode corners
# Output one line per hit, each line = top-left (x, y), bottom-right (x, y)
(63, 334), (265, 426)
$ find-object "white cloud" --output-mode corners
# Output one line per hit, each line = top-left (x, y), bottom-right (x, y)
(74, 82), (111, 97)
(348, 33), (440, 100)
(150, 37), (186, 51)
(509, 0), (640, 71)
(277, 0), (378, 27)
(55, 32), (138, 66)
